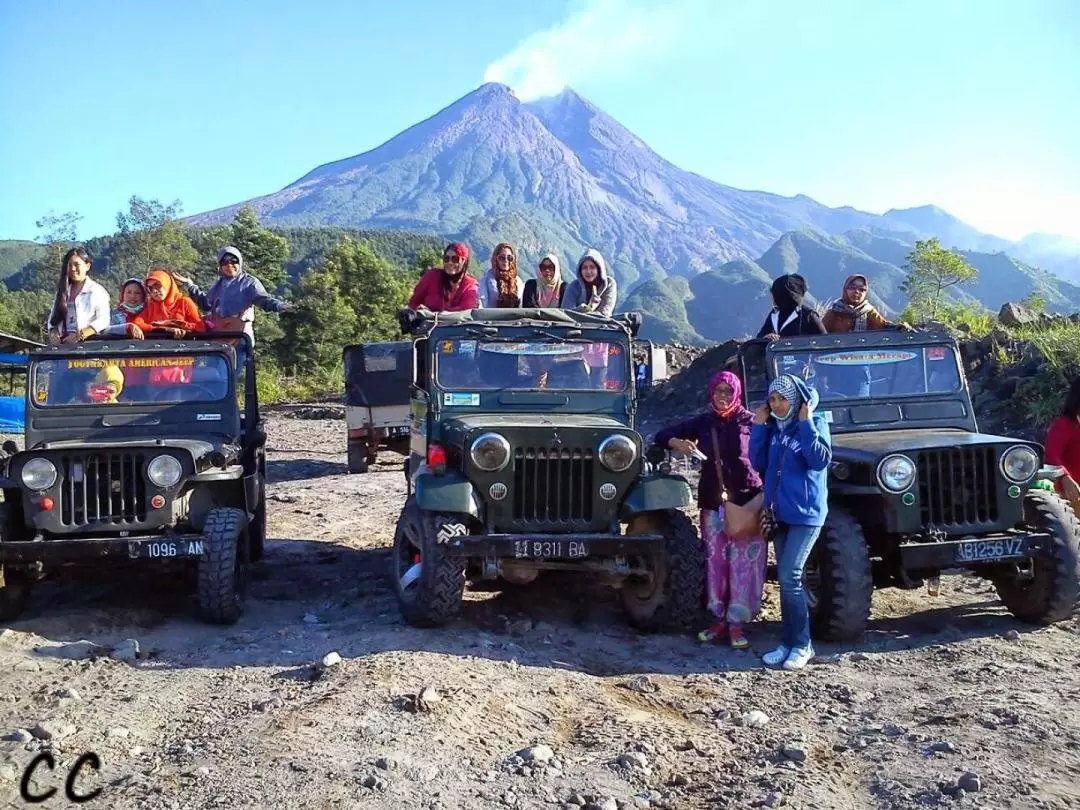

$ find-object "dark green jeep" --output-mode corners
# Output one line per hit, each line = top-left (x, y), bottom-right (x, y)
(391, 307), (704, 630)
(0, 333), (267, 624)
(734, 329), (1080, 641)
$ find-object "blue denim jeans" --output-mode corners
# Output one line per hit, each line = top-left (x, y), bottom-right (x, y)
(772, 523), (822, 650)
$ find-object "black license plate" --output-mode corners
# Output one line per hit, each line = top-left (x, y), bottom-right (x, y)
(137, 539), (206, 559)
(954, 537), (1027, 563)
(513, 540), (590, 559)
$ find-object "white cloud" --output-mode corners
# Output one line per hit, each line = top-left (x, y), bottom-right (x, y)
(483, 0), (702, 102)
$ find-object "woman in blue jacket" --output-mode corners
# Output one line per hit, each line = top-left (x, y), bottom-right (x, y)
(749, 373), (832, 670)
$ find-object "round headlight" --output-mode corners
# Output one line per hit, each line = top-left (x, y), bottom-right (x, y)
(147, 455), (183, 488)
(21, 458), (57, 491)
(876, 454), (916, 493)
(470, 432), (511, 472)
(1001, 445), (1039, 484)
(599, 434), (637, 473)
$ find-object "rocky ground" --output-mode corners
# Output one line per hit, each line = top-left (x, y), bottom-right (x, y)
(2, 413), (1080, 809)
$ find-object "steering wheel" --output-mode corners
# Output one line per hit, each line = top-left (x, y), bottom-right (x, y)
(153, 385), (218, 403)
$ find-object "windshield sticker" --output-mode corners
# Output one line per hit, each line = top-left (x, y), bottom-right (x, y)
(480, 342), (583, 356)
(821, 410), (834, 423)
(196, 413), (222, 421)
(443, 392), (480, 407)
(66, 357), (196, 369)
(927, 347), (947, 360)
(816, 350), (917, 366)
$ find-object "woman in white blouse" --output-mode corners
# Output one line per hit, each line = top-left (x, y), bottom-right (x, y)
(47, 247), (112, 345)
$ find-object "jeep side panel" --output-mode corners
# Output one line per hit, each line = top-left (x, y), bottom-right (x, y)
(415, 470), (484, 520)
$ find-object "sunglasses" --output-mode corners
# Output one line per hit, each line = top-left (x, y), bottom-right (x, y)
(444, 255), (463, 264)
(846, 284), (867, 292)
(219, 257), (239, 265)
(539, 263), (555, 272)
(497, 254), (513, 261)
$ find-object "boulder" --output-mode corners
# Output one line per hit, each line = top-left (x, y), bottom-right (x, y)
(998, 302), (1039, 328)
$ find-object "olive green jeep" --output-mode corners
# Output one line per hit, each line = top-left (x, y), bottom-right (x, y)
(390, 307), (704, 631)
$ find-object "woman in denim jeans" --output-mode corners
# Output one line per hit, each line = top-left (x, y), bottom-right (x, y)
(749, 374), (832, 670)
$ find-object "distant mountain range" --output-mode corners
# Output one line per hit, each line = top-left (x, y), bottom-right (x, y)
(182, 82), (1079, 289)
(5, 82), (1077, 345)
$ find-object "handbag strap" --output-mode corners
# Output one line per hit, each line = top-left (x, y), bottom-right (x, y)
(709, 426), (728, 504)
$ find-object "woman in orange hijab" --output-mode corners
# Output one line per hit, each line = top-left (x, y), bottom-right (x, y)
(132, 268), (207, 337)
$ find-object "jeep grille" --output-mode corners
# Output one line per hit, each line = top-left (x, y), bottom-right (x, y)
(58, 453), (148, 528)
(917, 446), (999, 530)
(512, 446), (594, 527)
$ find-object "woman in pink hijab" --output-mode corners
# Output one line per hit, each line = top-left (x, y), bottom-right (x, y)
(654, 371), (766, 648)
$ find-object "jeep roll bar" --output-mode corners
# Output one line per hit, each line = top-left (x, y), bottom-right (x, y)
(398, 307), (643, 337)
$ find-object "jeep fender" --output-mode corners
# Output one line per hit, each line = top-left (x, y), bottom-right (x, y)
(620, 474), (693, 519)
(415, 471), (484, 521)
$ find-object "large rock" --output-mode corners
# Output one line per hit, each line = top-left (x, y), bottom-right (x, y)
(998, 302), (1039, 328)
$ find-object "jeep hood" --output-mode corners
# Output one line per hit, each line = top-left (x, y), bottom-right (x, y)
(441, 414), (633, 446)
(835, 429), (1036, 461)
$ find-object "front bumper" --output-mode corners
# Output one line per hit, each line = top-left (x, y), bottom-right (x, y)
(1, 533), (209, 564)
(443, 532), (665, 560)
(900, 531), (1052, 569)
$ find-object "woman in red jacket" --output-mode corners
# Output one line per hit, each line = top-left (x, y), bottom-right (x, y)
(132, 268), (206, 338)
(408, 242), (479, 312)
(1044, 376), (1080, 513)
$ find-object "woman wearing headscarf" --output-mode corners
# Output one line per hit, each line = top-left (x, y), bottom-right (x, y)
(478, 243), (523, 308)
(655, 371), (765, 649)
(821, 274), (907, 332)
(102, 278), (148, 338)
(750, 373), (832, 670)
(408, 242), (480, 312)
(131, 268), (207, 338)
(757, 274), (827, 339)
(522, 254), (566, 308)
(564, 249), (618, 316)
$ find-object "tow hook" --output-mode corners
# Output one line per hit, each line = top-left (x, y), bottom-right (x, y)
(1013, 558), (1035, 581)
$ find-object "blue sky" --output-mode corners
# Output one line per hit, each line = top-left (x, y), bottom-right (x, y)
(1, 0), (1077, 242)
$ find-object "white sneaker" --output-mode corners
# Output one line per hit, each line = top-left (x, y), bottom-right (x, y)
(782, 647), (815, 670)
(762, 645), (790, 666)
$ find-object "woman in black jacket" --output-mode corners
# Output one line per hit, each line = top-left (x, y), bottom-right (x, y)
(522, 254), (567, 308)
(757, 274), (827, 339)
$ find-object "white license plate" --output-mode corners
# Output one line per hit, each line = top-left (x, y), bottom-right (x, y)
(955, 538), (1026, 563)
(513, 541), (590, 559)
(142, 540), (205, 559)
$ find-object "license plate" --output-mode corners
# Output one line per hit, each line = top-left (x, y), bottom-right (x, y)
(513, 540), (590, 559)
(139, 540), (205, 559)
(955, 537), (1026, 563)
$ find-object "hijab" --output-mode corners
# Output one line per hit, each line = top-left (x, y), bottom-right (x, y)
(537, 253), (563, 307)
(142, 269), (186, 323)
(770, 274), (807, 319)
(491, 242), (520, 306)
(117, 278), (146, 315)
(768, 374), (805, 427)
(829, 274), (874, 330)
(709, 370), (743, 420)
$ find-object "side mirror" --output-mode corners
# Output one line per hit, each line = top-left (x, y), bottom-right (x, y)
(1, 440), (17, 456)
(647, 346), (668, 384)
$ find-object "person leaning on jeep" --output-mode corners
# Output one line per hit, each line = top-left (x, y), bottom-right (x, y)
(170, 246), (293, 345)
(821, 274), (913, 333)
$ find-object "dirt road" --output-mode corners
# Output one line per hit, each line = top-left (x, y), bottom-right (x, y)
(2, 414), (1079, 809)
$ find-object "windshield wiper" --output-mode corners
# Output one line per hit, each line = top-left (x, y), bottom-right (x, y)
(532, 328), (582, 340)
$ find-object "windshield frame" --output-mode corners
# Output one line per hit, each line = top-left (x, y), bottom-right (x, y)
(29, 349), (235, 410)
(432, 335), (632, 394)
(769, 343), (964, 403)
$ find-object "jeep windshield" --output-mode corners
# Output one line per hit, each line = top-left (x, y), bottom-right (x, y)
(435, 338), (628, 391)
(32, 354), (230, 407)
(774, 345), (962, 400)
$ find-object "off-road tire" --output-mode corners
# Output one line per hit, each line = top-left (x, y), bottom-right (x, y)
(0, 505), (31, 621)
(196, 507), (248, 625)
(993, 489), (1080, 624)
(621, 509), (705, 632)
(392, 497), (467, 627)
(348, 442), (370, 474)
(806, 506), (874, 642)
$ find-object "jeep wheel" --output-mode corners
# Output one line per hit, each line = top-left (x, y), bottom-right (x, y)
(621, 510), (705, 632)
(993, 489), (1080, 624)
(805, 506), (874, 642)
(196, 507), (249, 625)
(348, 442), (370, 474)
(391, 497), (467, 627)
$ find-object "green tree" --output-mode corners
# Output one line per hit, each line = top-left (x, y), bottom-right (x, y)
(899, 238), (978, 320)
(412, 246), (443, 278)
(23, 210), (85, 294)
(113, 196), (199, 277)
(287, 262), (359, 372)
